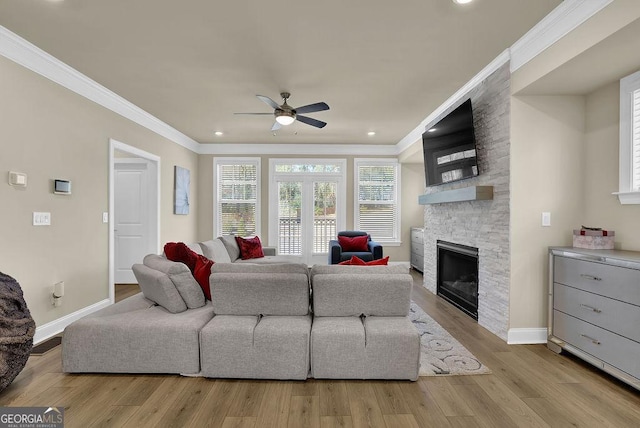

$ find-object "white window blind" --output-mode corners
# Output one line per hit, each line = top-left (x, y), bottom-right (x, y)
(632, 89), (640, 191)
(617, 70), (640, 204)
(355, 160), (400, 243)
(214, 159), (260, 236)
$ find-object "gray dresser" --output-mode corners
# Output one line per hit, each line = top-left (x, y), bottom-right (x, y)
(410, 227), (424, 273)
(548, 247), (640, 390)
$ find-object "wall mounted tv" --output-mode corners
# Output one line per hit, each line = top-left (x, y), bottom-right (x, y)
(422, 99), (479, 187)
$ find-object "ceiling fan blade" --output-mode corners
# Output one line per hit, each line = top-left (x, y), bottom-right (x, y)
(295, 102), (329, 114)
(297, 115), (327, 128)
(271, 122), (282, 131)
(256, 95), (280, 109)
(234, 112), (273, 115)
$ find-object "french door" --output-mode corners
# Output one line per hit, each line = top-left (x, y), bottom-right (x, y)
(269, 160), (346, 265)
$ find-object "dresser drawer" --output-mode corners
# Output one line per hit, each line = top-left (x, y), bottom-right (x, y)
(554, 283), (640, 343)
(411, 228), (423, 245)
(412, 243), (424, 257)
(411, 253), (423, 271)
(554, 256), (640, 306)
(553, 310), (640, 379)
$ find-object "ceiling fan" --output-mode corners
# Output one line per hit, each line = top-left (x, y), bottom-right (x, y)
(235, 92), (330, 131)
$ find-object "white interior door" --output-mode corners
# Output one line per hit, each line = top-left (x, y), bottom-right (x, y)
(114, 160), (154, 283)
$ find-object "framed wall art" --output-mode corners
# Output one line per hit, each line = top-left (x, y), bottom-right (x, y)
(174, 166), (190, 215)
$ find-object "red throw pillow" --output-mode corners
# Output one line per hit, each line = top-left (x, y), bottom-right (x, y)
(338, 235), (369, 252)
(365, 256), (389, 266)
(193, 255), (214, 300)
(164, 242), (199, 271)
(235, 236), (265, 260)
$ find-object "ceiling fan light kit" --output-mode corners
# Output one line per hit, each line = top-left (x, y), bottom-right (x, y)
(236, 92), (330, 130)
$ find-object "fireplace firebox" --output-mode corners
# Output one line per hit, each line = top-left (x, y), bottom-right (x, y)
(437, 241), (478, 320)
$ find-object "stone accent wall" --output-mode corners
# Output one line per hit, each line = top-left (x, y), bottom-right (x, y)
(422, 62), (510, 341)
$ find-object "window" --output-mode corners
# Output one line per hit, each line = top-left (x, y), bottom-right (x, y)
(214, 158), (260, 236)
(617, 70), (640, 204)
(354, 159), (401, 245)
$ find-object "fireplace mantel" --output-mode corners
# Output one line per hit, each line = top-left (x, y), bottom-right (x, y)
(418, 185), (493, 205)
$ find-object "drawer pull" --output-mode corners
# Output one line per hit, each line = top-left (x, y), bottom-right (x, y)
(579, 304), (602, 313)
(580, 274), (602, 281)
(580, 334), (601, 345)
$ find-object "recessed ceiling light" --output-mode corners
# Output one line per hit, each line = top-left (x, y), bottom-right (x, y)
(452, 0), (473, 4)
(214, 131), (224, 136)
(367, 131), (376, 136)
(428, 128), (437, 133)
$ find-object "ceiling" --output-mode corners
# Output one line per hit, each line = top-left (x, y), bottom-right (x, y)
(0, 0), (561, 146)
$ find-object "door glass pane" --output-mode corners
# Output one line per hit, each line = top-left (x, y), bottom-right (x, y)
(278, 182), (302, 255)
(313, 182), (337, 253)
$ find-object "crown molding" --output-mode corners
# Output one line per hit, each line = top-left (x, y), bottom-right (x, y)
(0, 25), (200, 153)
(395, 49), (510, 154)
(509, 0), (614, 73)
(198, 143), (399, 156)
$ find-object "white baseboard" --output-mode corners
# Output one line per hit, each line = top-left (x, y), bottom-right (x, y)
(33, 299), (112, 345)
(507, 328), (548, 345)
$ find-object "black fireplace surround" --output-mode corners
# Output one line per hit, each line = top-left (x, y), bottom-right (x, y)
(437, 240), (479, 320)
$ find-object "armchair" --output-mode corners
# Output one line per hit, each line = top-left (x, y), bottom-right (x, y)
(328, 231), (383, 264)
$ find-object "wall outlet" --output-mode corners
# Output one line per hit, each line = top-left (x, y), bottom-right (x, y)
(542, 212), (551, 227)
(33, 212), (51, 226)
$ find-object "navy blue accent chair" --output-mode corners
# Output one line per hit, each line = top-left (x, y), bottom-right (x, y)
(328, 231), (383, 265)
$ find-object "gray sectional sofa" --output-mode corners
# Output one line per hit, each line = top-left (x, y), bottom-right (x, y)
(62, 240), (420, 380)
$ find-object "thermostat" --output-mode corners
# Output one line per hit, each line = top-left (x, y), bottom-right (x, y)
(54, 179), (71, 195)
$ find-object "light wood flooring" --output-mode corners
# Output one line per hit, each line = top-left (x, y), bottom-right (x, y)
(2, 272), (640, 427)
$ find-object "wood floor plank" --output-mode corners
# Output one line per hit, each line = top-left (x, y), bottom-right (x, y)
(155, 377), (213, 427)
(189, 379), (236, 428)
(396, 379), (452, 427)
(122, 376), (188, 428)
(346, 382), (386, 428)
(288, 396), (320, 428)
(221, 417), (257, 428)
(446, 416), (483, 428)
(114, 375), (166, 406)
(87, 405), (139, 428)
(522, 397), (596, 428)
(472, 374), (550, 428)
(320, 415), (354, 428)
(382, 414), (420, 428)
(319, 381), (351, 416)
(255, 381), (293, 428)
(451, 383), (519, 428)
(421, 377), (474, 417)
(227, 381), (267, 417)
(370, 381), (410, 415)
(292, 379), (319, 396)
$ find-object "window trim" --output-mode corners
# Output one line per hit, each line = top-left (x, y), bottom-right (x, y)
(213, 157), (261, 237)
(353, 158), (401, 246)
(616, 70), (640, 204)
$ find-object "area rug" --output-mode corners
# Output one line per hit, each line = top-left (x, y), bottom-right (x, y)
(410, 302), (491, 376)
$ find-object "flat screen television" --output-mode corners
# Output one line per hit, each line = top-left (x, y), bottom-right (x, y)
(422, 99), (479, 187)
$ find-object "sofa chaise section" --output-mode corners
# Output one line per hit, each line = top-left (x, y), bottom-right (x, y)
(62, 294), (214, 374)
(199, 263), (312, 380)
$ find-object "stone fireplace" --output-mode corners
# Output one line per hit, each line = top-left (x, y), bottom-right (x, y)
(421, 62), (510, 341)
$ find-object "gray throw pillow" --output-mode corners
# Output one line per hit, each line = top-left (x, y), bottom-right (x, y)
(143, 254), (205, 309)
(218, 235), (241, 262)
(199, 239), (232, 263)
(132, 264), (187, 313)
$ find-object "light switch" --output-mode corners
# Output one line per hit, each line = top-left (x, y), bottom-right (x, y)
(102, 212), (109, 223)
(542, 212), (551, 227)
(33, 212), (51, 226)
